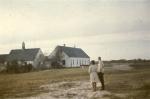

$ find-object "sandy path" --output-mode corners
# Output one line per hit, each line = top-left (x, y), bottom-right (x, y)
(21, 81), (112, 99)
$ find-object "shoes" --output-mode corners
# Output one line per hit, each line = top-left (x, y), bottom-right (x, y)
(100, 87), (105, 90)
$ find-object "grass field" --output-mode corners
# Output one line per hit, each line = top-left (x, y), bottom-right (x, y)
(0, 64), (150, 99)
(0, 68), (88, 98)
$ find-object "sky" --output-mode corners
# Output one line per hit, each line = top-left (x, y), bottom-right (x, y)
(0, 0), (150, 60)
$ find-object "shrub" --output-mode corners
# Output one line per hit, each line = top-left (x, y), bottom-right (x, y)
(6, 61), (33, 73)
(51, 61), (63, 69)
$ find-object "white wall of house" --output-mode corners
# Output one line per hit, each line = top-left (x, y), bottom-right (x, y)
(61, 52), (70, 67)
(33, 49), (44, 68)
(61, 52), (90, 67)
(69, 57), (90, 67)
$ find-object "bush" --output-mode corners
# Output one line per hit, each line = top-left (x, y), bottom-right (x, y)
(6, 61), (33, 73)
(0, 65), (7, 73)
(51, 61), (63, 69)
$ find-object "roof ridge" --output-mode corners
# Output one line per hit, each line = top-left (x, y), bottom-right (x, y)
(57, 45), (89, 58)
(11, 48), (40, 51)
(58, 45), (80, 49)
(8, 48), (41, 61)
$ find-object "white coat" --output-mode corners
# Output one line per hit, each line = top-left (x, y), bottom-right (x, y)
(97, 60), (104, 73)
(88, 65), (100, 83)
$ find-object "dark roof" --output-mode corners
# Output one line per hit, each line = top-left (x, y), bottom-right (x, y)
(57, 46), (90, 58)
(7, 48), (41, 61)
(0, 54), (8, 62)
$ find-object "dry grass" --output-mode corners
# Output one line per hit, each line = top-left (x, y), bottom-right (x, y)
(105, 68), (150, 99)
(0, 65), (150, 99)
(0, 68), (88, 98)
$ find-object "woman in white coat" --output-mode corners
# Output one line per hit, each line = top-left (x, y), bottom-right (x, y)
(88, 60), (100, 91)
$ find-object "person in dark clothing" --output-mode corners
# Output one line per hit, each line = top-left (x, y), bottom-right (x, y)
(97, 57), (105, 90)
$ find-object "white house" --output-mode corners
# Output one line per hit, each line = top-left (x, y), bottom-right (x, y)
(49, 45), (90, 67)
(7, 42), (45, 68)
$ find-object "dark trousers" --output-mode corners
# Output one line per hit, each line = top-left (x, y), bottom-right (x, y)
(98, 72), (105, 90)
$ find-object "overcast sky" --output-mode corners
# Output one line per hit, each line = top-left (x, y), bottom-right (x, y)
(0, 0), (150, 60)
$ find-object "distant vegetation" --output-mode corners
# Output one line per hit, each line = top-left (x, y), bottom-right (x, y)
(104, 58), (150, 63)
(5, 60), (33, 73)
(1, 58), (150, 74)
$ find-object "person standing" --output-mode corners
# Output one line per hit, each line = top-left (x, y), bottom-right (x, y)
(97, 57), (105, 90)
(88, 60), (100, 91)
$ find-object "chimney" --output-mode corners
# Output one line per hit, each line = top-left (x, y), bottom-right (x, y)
(22, 42), (25, 50)
(63, 44), (66, 47)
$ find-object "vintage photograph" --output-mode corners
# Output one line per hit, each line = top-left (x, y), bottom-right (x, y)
(0, 0), (150, 99)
